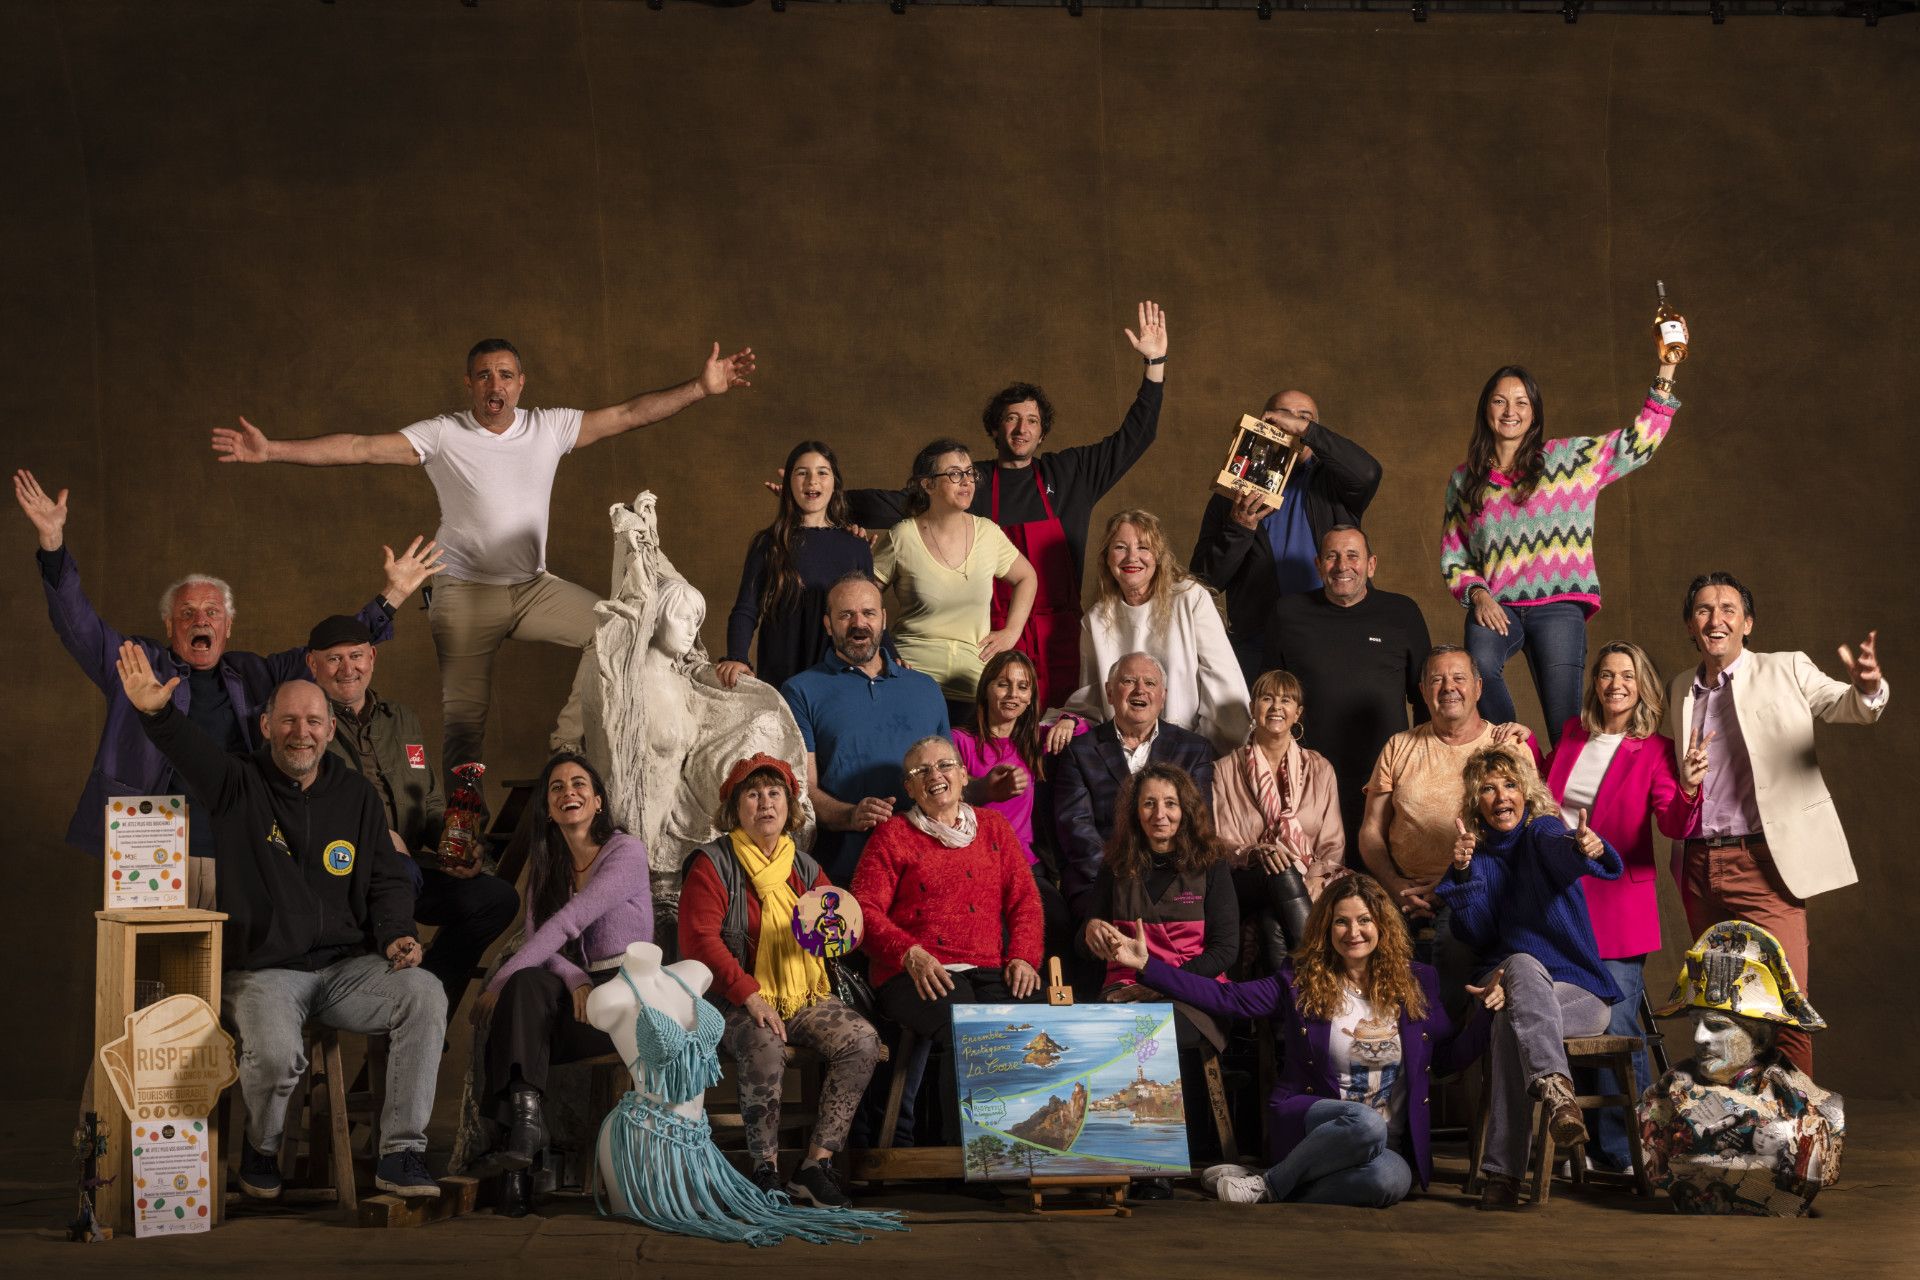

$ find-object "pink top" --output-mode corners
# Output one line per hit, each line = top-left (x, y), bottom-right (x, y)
(953, 722), (1085, 859)
(1543, 720), (1700, 959)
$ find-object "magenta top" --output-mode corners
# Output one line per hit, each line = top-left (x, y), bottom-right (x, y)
(952, 728), (1039, 860)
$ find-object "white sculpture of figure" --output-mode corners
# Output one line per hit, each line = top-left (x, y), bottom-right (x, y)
(586, 493), (814, 905)
(1637, 921), (1843, 1217)
(588, 941), (903, 1246)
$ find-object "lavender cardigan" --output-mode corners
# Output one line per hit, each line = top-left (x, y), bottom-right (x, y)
(1140, 956), (1490, 1188)
(486, 832), (654, 993)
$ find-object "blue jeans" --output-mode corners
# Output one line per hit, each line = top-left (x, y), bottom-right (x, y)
(1582, 956), (1652, 1171)
(1262, 1100), (1413, 1207)
(1465, 599), (1588, 746)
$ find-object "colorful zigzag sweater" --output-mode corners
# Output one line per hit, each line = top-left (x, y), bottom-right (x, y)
(1440, 386), (1680, 618)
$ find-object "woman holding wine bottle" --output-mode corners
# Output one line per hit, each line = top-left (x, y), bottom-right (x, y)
(1438, 299), (1687, 744)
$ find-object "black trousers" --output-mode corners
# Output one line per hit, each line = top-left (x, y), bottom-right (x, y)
(873, 966), (1029, 1144)
(417, 867), (521, 1008)
(482, 966), (616, 1108)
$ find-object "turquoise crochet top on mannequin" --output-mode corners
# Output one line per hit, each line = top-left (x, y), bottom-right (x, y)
(596, 968), (906, 1247)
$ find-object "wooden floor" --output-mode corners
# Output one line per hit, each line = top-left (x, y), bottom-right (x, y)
(2, 1097), (1913, 1279)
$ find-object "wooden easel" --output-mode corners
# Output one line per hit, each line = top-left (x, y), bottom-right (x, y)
(1023, 958), (1132, 1218)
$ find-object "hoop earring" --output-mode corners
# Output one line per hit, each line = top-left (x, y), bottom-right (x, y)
(1290, 719), (1305, 742)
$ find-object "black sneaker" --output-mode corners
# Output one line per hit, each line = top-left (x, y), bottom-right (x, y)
(1131, 1177), (1173, 1201)
(787, 1161), (850, 1209)
(750, 1163), (785, 1196)
(374, 1150), (442, 1199)
(237, 1140), (283, 1201)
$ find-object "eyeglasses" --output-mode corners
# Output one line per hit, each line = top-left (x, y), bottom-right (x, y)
(929, 468), (975, 485)
(905, 759), (962, 781)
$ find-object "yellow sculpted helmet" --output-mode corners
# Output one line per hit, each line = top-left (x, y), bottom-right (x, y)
(1655, 920), (1825, 1032)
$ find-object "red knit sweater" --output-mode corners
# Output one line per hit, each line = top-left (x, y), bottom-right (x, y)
(677, 854), (832, 1008)
(851, 809), (1045, 989)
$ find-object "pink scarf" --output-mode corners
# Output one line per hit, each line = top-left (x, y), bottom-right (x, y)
(1242, 740), (1306, 853)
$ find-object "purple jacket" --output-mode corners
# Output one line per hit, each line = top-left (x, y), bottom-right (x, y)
(1141, 955), (1489, 1189)
(41, 546), (393, 853)
(487, 832), (654, 994)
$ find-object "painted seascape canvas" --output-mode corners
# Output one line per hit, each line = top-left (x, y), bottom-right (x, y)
(951, 1003), (1190, 1181)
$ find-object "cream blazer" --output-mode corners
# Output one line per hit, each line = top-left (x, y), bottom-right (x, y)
(1664, 649), (1888, 900)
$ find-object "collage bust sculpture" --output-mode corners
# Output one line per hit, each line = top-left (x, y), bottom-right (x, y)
(1636, 921), (1844, 1217)
(585, 492), (814, 911)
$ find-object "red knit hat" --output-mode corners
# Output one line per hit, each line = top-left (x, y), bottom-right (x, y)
(719, 753), (798, 800)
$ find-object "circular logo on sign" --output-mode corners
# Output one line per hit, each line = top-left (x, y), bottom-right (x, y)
(153, 848), (168, 865)
(323, 840), (356, 876)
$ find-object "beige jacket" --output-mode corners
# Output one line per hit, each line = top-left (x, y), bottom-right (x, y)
(1665, 649), (1888, 900)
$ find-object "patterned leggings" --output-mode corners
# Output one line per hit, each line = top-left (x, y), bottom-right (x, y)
(720, 996), (882, 1165)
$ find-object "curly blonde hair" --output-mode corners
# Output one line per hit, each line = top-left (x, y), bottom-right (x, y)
(1292, 875), (1427, 1023)
(1091, 509), (1223, 637)
(1457, 746), (1560, 830)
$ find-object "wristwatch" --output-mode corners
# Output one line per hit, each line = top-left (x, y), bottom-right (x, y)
(1143, 355), (1168, 367)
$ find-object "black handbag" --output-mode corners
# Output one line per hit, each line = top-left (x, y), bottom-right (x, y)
(825, 954), (878, 1022)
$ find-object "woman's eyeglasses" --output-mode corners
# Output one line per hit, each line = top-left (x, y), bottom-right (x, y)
(929, 468), (975, 485)
(905, 759), (962, 781)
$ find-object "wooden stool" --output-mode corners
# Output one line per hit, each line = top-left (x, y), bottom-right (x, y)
(292, 1027), (359, 1209)
(849, 1027), (962, 1181)
(1466, 1033), (1654, 1205)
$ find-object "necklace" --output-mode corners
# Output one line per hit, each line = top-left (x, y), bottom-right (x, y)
(571, 841), (607, 886)
(917, 516), (975, 576)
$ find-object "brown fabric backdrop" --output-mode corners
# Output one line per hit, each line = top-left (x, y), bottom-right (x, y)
(3, 3), (1913, 1100)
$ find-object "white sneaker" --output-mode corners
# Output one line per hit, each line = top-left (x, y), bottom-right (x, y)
(1200, 1163), (1261, 1193)
(1215, 1172), (1271, 1204)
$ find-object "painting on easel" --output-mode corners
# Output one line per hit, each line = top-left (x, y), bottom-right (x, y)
(951, 1003), (1190, 1181)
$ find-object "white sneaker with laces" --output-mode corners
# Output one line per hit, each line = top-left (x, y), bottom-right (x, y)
(1200, 1163), (1261, 1194)
(1214, 1172), (1271, 1204)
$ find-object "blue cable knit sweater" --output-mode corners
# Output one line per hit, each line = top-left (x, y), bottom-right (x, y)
(1435, 809), (1623, 1003)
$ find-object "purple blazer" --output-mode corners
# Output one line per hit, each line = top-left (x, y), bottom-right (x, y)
(1544, 719), (1700, 959)
(41, 546), (393, 854)
(1141, 955), (1489, 1189)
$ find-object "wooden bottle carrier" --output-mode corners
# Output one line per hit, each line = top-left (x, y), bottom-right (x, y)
(1212, 414), (1305, 507)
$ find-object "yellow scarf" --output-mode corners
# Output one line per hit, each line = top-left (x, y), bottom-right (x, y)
(729, 828), (831, 1017)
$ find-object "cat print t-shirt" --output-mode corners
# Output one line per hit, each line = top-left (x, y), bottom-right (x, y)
(1330, 988), (1408, 1140)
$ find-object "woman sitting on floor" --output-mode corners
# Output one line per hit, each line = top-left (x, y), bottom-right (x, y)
(1432, 745), (1624, 1211)
(1101, 874), (1496, 1207)
(677, 753), (884, 1209)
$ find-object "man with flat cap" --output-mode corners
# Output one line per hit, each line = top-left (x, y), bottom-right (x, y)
(307, 614), (519, 1013)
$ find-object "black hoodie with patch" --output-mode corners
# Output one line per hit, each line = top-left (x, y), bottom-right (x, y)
(139, 702), (417, 972)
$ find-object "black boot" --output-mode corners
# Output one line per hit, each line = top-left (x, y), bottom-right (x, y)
(498, 1169), (533, 1218)
(500, 1086), (547, 1170)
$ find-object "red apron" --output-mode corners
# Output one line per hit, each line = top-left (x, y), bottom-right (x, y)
(991, 464), (1083, 713)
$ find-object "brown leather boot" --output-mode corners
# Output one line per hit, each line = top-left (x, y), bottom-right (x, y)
(1534, 1073), (1588, 1148)
(1477, 1172), (1523, 1212)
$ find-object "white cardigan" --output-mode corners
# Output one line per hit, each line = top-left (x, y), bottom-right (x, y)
(1062, 579), (1251, 755)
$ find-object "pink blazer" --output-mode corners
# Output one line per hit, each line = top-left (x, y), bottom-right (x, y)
(1544, 720), (1700, 959)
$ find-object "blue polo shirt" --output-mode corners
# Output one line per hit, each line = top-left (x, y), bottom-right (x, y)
(781, 651), (949, 883)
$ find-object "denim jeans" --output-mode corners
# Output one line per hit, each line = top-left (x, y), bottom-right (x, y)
(1465, 599), (1588, 745)
(223, 953), (448, 1155)
(1479, 953), (1609, 1179)
(1583, 955), (1651, 1171)
(1262, 1100), (1413, 1207)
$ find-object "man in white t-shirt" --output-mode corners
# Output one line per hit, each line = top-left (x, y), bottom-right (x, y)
(212, 337), (754, 791)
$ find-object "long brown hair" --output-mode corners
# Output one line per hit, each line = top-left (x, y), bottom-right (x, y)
(760, 440), (852, 617)
(1103, 764), (1222, 883)
(1579, 641), (1666, 739)
(1291, 875), (1428, 1022)
(1454, 365), (1547, 522)
(968, 649), (1048, 781)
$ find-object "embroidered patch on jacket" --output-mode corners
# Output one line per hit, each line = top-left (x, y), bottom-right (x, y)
(405, 743), (427, 769)
(268, 822), (291, 858)
(323, 840), (356, 876)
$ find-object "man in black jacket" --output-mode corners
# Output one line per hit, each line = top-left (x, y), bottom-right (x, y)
(1053, 653), (1215, 919)
(1189, 389), (1382, 684)
(117, 642), (446, 1203)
